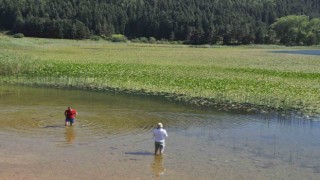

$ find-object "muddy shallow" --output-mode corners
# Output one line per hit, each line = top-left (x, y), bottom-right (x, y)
(0, 84), (320, 180)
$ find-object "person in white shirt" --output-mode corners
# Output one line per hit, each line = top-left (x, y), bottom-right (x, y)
(153, 123), (168, 155)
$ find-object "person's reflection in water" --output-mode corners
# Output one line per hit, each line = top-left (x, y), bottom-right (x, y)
(65, 127), (76, 143)
(151, 155), (165, 178)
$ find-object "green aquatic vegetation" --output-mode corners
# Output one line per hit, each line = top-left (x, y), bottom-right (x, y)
(0, 36), (319, 115)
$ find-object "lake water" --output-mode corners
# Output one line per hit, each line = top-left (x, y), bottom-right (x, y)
(272, 50), (320, 56)
(0, 85), (320, 180)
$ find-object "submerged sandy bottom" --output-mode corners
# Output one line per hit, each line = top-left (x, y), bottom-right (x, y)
(1, 135), (318, 180)
(0, 85), (320, 180)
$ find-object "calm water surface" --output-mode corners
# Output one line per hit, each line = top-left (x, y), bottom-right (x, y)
(272, 49), (320, 56)
(0, 85), (320, 180)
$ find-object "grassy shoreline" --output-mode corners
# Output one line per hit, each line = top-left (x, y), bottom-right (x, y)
(1, 36), (319, 117)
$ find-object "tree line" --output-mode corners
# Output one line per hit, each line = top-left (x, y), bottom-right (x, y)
(0, 0), (320, 45)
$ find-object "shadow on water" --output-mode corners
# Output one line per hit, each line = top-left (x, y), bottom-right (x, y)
(125, 151), (154, 156)
(42, 125), (65, 128)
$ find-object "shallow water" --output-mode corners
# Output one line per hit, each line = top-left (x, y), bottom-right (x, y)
(0, 85), (320, 180)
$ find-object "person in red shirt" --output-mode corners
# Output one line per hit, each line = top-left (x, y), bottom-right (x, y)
(64, 106), (77, 126)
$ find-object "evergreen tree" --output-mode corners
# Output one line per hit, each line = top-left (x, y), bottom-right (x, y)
(0, 0), (319, 45)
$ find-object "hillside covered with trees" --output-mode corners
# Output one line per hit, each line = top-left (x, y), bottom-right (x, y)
(0, 0), (320, 45)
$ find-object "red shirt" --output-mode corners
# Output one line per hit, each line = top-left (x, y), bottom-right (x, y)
(65, 109), (77, 119)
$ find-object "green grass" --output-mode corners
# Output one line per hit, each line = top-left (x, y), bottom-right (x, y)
(0, 35), (319, 115)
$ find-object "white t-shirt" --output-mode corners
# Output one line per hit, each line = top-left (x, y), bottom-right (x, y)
(153, 128), (168, 142)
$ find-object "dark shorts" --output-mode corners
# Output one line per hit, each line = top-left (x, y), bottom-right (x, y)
(155, 141), (165, 150)
(65, 118), (74, 123)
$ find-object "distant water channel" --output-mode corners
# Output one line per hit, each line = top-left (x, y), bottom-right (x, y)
(0, 85), (320, 179)
(272, 49), (320, 56)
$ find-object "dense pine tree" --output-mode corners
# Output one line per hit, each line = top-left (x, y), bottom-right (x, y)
(0, 0), (319, 45)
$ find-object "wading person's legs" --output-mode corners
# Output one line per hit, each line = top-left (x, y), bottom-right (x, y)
(159, 143), (165, 155)
(155, 142), (161, 155)
(70, 118), (74, 126)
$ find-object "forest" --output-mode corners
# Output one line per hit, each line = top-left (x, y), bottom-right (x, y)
(0, 0), (320, 45)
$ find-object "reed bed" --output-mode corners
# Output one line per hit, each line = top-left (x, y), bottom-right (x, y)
(0, 36), (319, 115)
